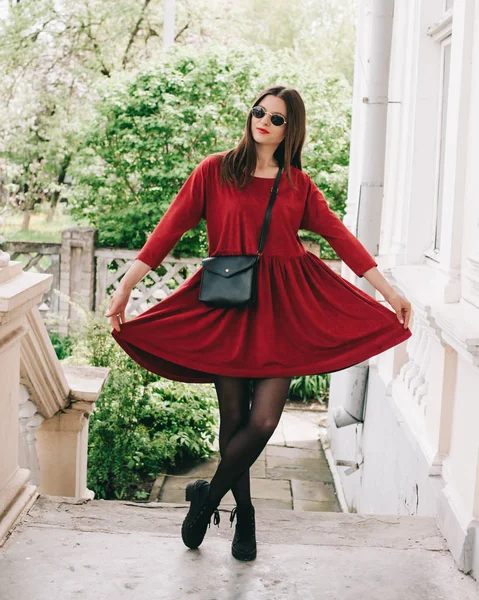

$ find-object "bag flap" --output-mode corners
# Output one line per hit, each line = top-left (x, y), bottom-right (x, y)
(202, 255), (258, 277)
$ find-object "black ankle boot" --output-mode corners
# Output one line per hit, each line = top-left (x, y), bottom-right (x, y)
(230, 503), (256, 561)
(181, 479), (220, 549)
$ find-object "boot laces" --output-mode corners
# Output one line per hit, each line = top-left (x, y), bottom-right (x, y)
(208, 508), (220, 528)
(229, 505), (255, 538)
(203, 506), (220, 528)
(190, 497), (220, 528)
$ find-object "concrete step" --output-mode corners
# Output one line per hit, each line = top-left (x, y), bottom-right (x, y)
(1, 494), (478, 599)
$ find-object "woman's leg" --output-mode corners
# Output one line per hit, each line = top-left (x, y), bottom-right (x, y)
(208, 376), (292, 508)
(213, 375), (252, 508)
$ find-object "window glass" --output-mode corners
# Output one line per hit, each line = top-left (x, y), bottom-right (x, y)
(434, 40), (451, 252)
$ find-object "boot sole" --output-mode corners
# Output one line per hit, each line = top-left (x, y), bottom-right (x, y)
(232, 545), (257, 561)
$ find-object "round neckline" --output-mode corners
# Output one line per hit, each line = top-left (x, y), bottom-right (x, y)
(252, 170), (282, 180)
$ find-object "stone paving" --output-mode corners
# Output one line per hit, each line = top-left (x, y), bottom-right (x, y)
(155, 406), (341, 512)
(2, 408), (479, 598)
(2, 494), (478, 599)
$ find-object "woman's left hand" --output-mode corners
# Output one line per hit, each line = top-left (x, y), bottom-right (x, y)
(385, 292), (412, 329)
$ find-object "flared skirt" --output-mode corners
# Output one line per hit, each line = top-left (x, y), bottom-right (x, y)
(111, 252), (412, 383)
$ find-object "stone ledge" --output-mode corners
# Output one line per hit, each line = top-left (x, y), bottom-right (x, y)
(430, 299), (479, 365)
(3, 519), (478, 600)
(18, 494), (450, 551)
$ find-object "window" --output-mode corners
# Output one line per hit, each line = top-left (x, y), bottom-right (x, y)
(432, 36), (451, 255)
(424, 3), (454, 262)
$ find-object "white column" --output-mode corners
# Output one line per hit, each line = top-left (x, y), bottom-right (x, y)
(462, 0), (479, 310)
(343, 0), (394, 294)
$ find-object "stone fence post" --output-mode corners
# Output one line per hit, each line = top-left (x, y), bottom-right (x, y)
(59, 227), (97, 335)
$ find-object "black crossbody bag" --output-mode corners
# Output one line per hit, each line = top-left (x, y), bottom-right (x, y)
(199, 166), (283, 308)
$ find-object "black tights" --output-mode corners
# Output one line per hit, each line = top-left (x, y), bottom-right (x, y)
(209, 375), (292, 509)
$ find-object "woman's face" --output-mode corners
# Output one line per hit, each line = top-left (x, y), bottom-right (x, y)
(250, 95), (287, 148)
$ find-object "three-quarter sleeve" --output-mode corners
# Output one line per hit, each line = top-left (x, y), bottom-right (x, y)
(135, 156), (209, 270)
(300, 175), (378, 278)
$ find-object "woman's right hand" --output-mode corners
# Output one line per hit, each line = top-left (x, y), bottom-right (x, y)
(105, 287), (132, 332)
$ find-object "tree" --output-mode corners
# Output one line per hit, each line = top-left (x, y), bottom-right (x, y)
(0, 0), (169, 226)
(0, 0), (356, 240)
(69, 43), (353, 259)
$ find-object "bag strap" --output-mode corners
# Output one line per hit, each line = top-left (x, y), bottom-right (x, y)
(257, 166), (283, 255)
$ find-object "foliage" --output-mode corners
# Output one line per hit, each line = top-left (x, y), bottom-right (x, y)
(86, 371), (218, 500)
(69, 43), (353, 260)
(143, 379), (219, 463)
(0, 0), (169, 227)
(67, 44), (264, 254)
(61, 296), (218, 500)
(0, 1), (355, 261)
(171, 0), (359, 85)
(289, 374), (330, 404)
(48, 330), (74, 361)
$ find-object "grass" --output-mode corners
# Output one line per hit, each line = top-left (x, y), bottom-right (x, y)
(2, 202), (89, 243)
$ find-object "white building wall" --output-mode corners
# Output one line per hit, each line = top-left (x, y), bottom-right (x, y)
(328, 0), (479, 580)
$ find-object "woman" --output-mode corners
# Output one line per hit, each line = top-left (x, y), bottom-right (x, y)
(106, 85), (412, 561)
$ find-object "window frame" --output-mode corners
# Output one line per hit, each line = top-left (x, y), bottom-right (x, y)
(424, 6), (454, 265)
(424, 34), (452, 262)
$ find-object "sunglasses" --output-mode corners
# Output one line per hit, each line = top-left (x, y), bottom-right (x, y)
(251, 105), (287, 127)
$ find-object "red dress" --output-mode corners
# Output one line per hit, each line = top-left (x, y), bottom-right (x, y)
(111, 153), (412, 383)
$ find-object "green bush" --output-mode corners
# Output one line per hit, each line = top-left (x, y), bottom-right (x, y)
(69, 44), (353, 261)
(87, 372), (218, 501)
(48, 330), (74, 361)
(61, 297), (219, 500)
(289, 374), (330, 405)
(144, 379), (219, 463)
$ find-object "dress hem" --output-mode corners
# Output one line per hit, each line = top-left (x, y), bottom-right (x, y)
(111, 325), (412, 384)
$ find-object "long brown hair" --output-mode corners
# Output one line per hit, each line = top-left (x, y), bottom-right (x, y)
(218, 86), (306, 190)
